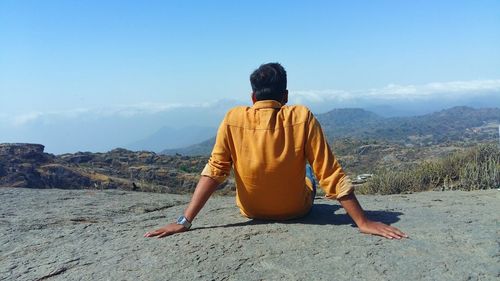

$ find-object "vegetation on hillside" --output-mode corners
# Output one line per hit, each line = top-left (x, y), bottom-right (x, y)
(358, 144), (500, 195)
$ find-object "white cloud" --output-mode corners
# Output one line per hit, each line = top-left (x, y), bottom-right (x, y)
(2, 97), (252, 128)
(91, 102), (205, 118)
(290, 79), (500, 104)
(11, 112), (44, 126)
(4, 79), (500, 127)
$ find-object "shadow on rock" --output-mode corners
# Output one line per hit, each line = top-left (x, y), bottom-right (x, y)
(194, 203), (404, 231)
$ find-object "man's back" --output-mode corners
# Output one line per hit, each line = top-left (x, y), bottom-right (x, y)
(145, 62), (407, 240)
(202, 100), (353, 220)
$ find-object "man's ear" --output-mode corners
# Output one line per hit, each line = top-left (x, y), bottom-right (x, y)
(282, 90), (288, 105)
(251, 92), (257, 104)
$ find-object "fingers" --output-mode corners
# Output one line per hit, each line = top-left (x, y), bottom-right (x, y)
(372, 225), (397, 239)
(360, 221), (408, 240)
(144, 229), (161, 237)
(156, 230), (173, 238)
(384, 231), (400, 240)
(144, 224), (187, 238)
(382, 225), (408, 239)
(144, 228), (172, 238)
(391, 227), (408, 238)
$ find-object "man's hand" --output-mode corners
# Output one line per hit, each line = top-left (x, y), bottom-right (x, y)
(143, 176), (220, 239)
(338, 192), (408, 240)
(358, 220), (408, 239)
(144, 223), (187, 238)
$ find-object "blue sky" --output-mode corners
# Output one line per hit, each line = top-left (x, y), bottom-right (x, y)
(1, 0), (499, 153)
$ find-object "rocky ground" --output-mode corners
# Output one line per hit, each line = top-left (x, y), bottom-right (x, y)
(0, 143), (233, 194)
(1, 187), (499, 281)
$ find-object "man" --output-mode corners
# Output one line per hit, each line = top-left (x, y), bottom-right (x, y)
(145, 63), (407, 239)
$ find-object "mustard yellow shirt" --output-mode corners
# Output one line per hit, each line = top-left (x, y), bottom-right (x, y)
(201, 100), (353, 220)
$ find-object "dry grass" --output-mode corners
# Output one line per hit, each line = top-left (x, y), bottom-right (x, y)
(88, 172), (111, 182)
(358, 144), (500, 195)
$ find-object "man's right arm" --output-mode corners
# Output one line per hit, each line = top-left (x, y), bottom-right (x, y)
(144, 175), (220, 238)
(144, 117), (233, 238)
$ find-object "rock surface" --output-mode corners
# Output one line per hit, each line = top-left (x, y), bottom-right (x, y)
(0, 144), (55, 188)
(1, 187), (498, 281)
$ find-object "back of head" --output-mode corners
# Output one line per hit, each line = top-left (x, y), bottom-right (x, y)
(250, 63), (287, 102)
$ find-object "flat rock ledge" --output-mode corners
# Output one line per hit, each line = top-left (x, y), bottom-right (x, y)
(1, 187), (499, 281)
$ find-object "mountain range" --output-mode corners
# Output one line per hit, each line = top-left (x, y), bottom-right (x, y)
(162, 106), (500, 156)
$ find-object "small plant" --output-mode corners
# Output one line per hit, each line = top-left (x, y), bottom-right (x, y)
(179, 165), (190, 173)
(359, 144), (500, 194)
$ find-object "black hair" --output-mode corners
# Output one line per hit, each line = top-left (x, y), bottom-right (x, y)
(250, 62), (287, 102)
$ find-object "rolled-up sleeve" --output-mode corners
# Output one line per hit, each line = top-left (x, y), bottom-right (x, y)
(200, 118), (233, 183)
(305, 112), (354, 199)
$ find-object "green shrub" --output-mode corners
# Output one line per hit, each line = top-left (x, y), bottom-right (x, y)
(457, 145), (500, 190)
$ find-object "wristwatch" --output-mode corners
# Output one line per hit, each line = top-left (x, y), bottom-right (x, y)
(176, 215), (192, 230)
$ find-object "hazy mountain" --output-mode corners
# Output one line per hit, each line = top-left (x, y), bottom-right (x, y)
(162, 137), (216, 156)
(162, 106), (500, 156)
(316, 108), (383, 138)
(126, 126), (216, 152)
(0, 100), (239, 154)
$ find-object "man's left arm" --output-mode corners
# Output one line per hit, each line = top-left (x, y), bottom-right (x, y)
(338, 192), (408, 239)
(304, 112), (407, 239)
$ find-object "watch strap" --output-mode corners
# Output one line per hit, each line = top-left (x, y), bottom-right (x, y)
(176, 215), (192, 230)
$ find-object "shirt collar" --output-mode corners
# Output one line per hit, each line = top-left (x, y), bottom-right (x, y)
(252, 100), (283, 109)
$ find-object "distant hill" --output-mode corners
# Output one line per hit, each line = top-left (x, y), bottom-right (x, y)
(162, 137), (216, 156)
(161, 106), (500, 156)
(318, 106), (500, 144)
(316, 108), (383, 138)
(126, 126), (216, 152)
